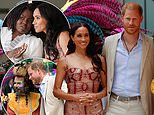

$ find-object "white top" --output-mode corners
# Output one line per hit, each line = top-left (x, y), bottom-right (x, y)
(1, 27), (43, 63)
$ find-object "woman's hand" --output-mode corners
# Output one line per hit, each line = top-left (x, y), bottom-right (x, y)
(73, 93), (89, 104)
(6, 43), (27, 58)
(84, 93), (98, 105)
(74, 93), (98, 105)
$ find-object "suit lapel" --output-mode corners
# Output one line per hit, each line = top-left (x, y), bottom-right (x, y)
(140, 33), (150, 80)
(109, 33), (120, 90)
(111, 38), (118, 79)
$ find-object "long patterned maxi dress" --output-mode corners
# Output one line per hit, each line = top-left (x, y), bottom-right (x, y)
(64, 67), (103, 115)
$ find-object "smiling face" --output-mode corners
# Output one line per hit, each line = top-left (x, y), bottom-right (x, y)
(15, 9), (33, 35)
(71, 26), (90, 50)
(33, 8), (47, 33)
(27, 66), (41, 85)
(122, 8), (143, 35)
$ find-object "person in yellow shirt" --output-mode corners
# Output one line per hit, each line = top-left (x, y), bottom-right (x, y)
(1, 62), (41, 115)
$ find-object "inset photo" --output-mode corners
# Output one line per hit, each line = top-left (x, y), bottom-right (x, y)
(0, 58), (56, 115)
(1, 0), (70, 64)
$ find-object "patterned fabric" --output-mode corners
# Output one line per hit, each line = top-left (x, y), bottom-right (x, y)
(61, 0), (125, 38)
(67, 16), (104, 40)
(64, 67), (103, 115)
(7, 92), (40, 115)
(63, 0), (122, 31)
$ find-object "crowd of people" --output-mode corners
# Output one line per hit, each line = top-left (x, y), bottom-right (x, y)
(0, 1), (153, 115)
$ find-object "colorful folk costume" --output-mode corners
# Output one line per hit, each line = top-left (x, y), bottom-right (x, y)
(7, 92), (40, 115)
(2, 60), (41, 115)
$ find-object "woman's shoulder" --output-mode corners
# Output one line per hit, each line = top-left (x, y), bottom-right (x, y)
(26, 35), (43, 43)
(58, 31), (69, 43)
(59, 31), (69, 36)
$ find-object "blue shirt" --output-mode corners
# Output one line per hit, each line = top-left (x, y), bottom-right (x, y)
(39, 75), (49, 98)
(112, 33), (142, 97)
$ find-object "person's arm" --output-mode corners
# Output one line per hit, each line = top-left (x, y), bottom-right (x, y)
(58, 31), (70, 55)
(53, 57), (88, 103)
(96, 56), (107, 99)
(6, 43), (27, 58)
(101, 56), (107, 94)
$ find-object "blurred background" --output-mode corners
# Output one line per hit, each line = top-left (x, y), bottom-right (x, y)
(0, 0), (154, 35)
(0, 0), (66, 19)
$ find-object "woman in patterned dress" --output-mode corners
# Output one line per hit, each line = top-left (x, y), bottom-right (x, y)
(54, 22), (107, 115)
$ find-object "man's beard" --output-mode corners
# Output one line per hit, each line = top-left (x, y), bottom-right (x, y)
(32, 76), (41, 85)
(14, 86), (26, 96)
